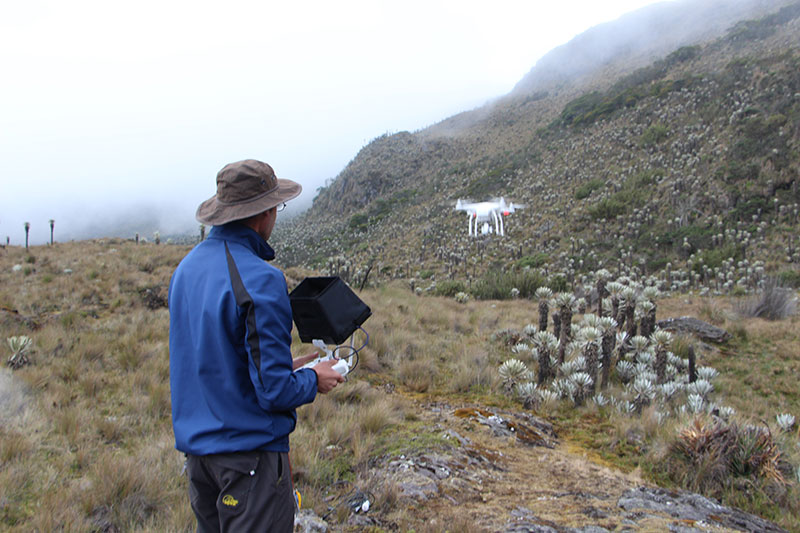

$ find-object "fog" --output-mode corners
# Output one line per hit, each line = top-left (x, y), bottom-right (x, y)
(0, 0), (672, 245)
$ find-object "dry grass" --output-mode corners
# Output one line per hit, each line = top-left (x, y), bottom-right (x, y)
(2, 242), (800, 530)
(0, 241), (189, 531)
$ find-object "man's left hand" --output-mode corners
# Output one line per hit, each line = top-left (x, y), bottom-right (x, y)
(292, 352), (319, 370)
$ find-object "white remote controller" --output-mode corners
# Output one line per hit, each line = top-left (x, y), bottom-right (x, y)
(299, 339), (350, 376)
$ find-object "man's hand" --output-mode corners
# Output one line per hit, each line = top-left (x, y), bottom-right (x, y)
(292, 352), (319, 370)
(312, 359), (346, 393)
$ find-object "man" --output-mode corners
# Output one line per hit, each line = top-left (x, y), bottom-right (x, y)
(169, 159), (345, 532)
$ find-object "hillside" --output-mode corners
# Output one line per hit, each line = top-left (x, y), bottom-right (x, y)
(273, 0), (800, 295)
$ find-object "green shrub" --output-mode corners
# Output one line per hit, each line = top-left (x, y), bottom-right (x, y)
(725, 160), (760, 182)
(640, 124), (669, 147)
(665, 45), (700, 66)
(466, 164), (514, 198)
(646, 255), (670, 273)
(432, 280), (467, 298)
(347, 189), (418, 232)
(694, 244), (743, 272)
(726, 4), (800, 44)
(548, 275), (569, 293)
(659, 223), (716, 253)
(574, 178), (605, 200)
(729, 114), (790, 171)
(470, 270), (546, 300)
(560, 92), (604, 125)
(559, 67), (692, 128)
(587, 170), (653, 220)
(588, 197), (628, 220)
(729, 195), (770, 222)
(778, 270), (800, 288)
(348, 213), (369, 231)
(514, 253), (549, 269)
(731, 285), (747, 297)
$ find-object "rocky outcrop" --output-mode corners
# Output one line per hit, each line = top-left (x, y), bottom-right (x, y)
(618, 486), (787, 532)
(656, 316), (731, 343)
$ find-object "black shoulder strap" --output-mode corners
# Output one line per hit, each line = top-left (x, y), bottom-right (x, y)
(224, 242), (264, 386)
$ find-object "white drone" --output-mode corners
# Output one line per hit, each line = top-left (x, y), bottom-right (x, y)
(454, 197), (526, 237)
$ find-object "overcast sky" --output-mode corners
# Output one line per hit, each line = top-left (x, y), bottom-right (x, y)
(1, 0), (670, 245)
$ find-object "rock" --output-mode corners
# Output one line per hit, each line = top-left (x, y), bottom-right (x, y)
(581, 506), (608, 519)
(655, 316), (731, 343)
(454, 407), (558, 448)
(386, 458), (440, 500)
(443, 428), (471, 446)
(618, 487), (786, 532)
(138, 284), (168, 309)
(294, 509), (328, 533)
(396, 476), (439, 500)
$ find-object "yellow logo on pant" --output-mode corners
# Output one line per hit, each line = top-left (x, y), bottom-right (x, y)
(222, 494), (239, 507)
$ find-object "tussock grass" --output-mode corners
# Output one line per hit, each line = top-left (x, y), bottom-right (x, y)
(397, 359), (435, 392)
(447, 348), (498, 394)
(0, 428), (30, 462)
(735, 277), (798, 320)
(0, 241), (191, 531)
(656, 415), (796, 518)
(2, 242), (799, 529)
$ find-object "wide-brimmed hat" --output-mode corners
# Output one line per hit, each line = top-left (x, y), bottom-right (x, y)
(196, 159), (302, 225)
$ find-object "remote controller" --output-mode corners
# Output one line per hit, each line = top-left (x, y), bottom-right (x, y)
(299, 339), (350, 376)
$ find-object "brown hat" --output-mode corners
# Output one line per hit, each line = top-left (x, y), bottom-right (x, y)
(196, 159), (302, 225)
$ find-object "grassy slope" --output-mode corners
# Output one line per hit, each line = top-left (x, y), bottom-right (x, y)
(1, 242), (799, 530)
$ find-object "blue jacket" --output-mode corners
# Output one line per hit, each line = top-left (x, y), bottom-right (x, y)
(168, 223), (318, 455)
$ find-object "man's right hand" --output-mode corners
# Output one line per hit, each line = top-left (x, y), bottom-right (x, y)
(312, 359), (346, 393)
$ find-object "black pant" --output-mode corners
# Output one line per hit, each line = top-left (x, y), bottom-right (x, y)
(186, 450), (294, 533)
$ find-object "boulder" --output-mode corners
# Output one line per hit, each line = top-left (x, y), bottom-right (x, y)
(655, 316), (730, 343)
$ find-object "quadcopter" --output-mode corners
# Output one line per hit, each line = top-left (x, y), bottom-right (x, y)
(454, 197), (526, 237)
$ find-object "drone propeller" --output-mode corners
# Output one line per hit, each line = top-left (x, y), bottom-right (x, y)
(455, 198), (479, 210)
(499, 201), (526, 216)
